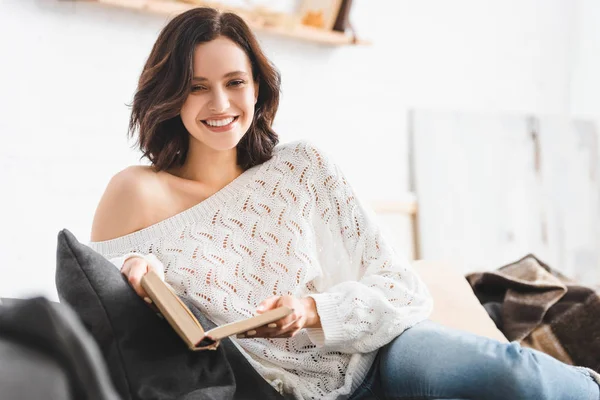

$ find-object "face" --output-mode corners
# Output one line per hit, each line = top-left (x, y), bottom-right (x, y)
(180, 36), (258, 153)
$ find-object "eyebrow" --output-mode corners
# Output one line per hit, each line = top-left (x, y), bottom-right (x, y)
(192, 71), (249, 81)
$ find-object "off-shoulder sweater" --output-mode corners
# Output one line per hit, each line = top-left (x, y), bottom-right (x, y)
(89, 140), (433, 400)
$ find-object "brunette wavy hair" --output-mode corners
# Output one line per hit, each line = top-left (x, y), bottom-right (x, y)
(129, 7), (281, 171)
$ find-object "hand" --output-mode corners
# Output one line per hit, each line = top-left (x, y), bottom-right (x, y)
(120, 256), (153, 304)
(238, 295), (321, 339)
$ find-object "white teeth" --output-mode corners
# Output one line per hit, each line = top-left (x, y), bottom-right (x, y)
(205, 117), (235, 127)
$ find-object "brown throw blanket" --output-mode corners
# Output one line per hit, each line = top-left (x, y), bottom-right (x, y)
(467, 254), (600, 373)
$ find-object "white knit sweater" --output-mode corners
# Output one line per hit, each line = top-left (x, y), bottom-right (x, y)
(89, 140), (433, 400)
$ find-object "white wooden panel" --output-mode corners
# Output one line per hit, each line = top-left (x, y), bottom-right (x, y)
(538, 118), (599, 284)
(411, 110), (600, 286)
(411, 110), (549, 273)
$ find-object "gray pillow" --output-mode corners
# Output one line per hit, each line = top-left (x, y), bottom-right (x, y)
(55, 229), (287, 400)
(0, 297), (119, 400)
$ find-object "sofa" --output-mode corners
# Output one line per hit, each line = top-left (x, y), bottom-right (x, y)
(415, 260), (507, 343)
(0, 239), (507, 399)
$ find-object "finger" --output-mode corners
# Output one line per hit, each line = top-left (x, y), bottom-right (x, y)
(256, 296), (281, 314)
(121, 255), (144, 274)
(265, 317), (302, 338)
(240, 321), (281, 338)
(267, 317), (293, 332)
(121, 259), (151, 304)
(120, 261), (131, 276)
(251, 308), (299, 337)
(127, 262), (150, 299)
(277, 317), (302, 335)
(271, 307), (300, 328)
(270, 328), (300, 339)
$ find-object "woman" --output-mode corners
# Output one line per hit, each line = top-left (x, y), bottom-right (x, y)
(90, 7), (600, 400)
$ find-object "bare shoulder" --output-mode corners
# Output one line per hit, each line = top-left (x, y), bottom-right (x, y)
(91, 166), (161, 242)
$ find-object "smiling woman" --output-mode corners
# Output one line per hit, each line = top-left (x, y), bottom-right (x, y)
(88, 6), (600, 400)
(129, 8), (281, 173)
(180, 39), (258, 156)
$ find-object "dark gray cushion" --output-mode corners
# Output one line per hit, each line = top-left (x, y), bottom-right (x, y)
(55, 229), (288, 400)
(0, 297), (120, 400)
(0, 336), (71, 399)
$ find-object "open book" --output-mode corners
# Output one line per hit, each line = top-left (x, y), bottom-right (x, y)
(141, 270), (293, 350)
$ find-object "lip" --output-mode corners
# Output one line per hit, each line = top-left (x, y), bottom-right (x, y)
(201, 116), (239, 133)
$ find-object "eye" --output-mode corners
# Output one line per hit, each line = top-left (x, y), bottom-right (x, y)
(228, 79), (246, 87)
(191, 85), (208, 92)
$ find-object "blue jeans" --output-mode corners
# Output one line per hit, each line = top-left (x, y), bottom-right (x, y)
(349, 320), (600, 400)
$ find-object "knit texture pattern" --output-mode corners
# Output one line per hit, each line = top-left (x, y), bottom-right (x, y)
(89, 140), (433, 400)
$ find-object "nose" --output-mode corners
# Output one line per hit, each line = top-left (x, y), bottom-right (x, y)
(208, 87), (230, 113)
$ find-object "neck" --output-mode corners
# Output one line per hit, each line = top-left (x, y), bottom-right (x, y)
(173, 141), (243, 189)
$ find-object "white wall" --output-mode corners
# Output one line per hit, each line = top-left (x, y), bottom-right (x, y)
(0, 0), (593, 299)
(570, 0), (600, 123)
(411, 111), (600, 285)
(568, 0), (600, 286)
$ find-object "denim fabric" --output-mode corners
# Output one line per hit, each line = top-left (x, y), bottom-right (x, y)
(350, 320), (600, 400)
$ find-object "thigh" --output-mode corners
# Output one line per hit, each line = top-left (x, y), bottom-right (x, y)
(373, 320), (599, 400)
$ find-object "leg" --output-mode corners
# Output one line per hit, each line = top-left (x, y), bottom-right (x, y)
(370, 320), (599, 400)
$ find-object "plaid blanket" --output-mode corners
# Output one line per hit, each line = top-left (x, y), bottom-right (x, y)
(466, 254), (600, 373)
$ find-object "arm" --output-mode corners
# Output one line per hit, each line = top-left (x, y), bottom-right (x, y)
(91, 167), (166, 294)
(303, 143), (433, 353)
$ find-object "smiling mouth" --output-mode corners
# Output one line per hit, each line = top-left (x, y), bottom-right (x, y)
(202, 116), (239, 128)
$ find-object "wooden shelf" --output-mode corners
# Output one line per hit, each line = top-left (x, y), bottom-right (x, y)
(79, 0), (367, 46)
(372, 197), (418, 216)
